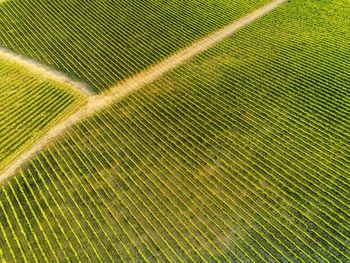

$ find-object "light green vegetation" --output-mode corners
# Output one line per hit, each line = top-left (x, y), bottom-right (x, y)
(0, 56), (86, 171)
(0, 0), (349, 261)
(0, 0), (269, 92)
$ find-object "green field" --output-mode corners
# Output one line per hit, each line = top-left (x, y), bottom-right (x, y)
(0, 0), (269, 92)
(0, 56), (85, 171)
(0, 0), (349, 261)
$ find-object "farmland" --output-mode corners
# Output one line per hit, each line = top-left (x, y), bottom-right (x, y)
(0, 55), (85, 172)
(0, 0), (349, 261)
(0, 0), (269, 92)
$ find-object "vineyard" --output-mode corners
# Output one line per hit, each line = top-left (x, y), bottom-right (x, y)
(0, 0), (350, 262)
(0, 0), (269, 92)
(0, 55), (85, 172)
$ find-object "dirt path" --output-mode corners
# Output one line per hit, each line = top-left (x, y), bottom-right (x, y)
(0, 0), (287, 184)
(0, 47), (93, 96)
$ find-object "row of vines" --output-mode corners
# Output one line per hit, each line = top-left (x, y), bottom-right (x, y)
(0, 0), (349, 261)
(0, 0), (269, 92)
(0, 56), (85, 170)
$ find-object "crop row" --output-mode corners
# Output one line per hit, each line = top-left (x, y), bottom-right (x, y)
(0, 56), (85, 170)
(0, 0), (269, 92)
(1, 0), (349, 261)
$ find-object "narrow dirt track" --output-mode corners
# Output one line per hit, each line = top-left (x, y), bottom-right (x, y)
(0, 0), (287, 184)
(0, 48), (92, 96)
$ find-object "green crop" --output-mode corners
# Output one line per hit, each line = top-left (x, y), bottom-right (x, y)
(0, 0), (349, 261)
(0, 0), (269, 92)
(0, 56), (85, 171)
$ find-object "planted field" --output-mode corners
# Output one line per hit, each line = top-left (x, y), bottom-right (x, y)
(0, 0), (269, 92)
(1, 0), (349, 262)
(0, 56), (85, 171)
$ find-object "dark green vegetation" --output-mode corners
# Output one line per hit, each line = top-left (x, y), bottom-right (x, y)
(1, 0), (349, 261)
(0, 0), (269, 92)
(0, 56), (85, 171)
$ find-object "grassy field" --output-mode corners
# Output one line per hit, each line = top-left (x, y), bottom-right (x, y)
(0, 56), (86, 171)
(0, 0), (349, 261)
(0, 0), (269, 92)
